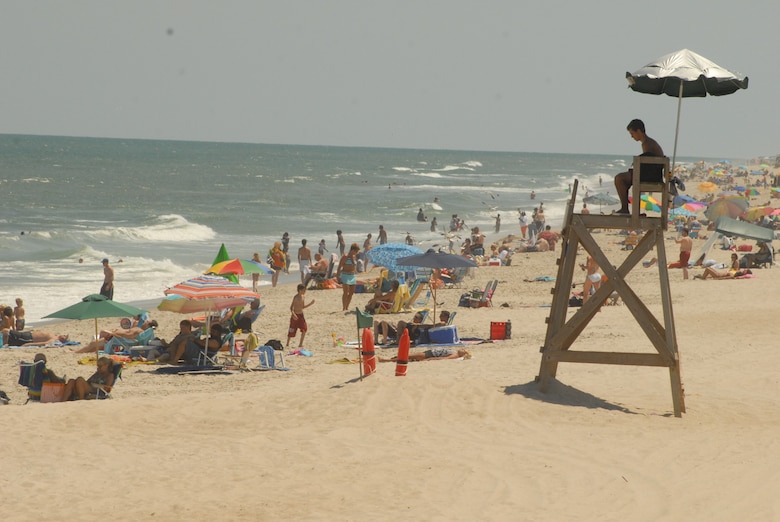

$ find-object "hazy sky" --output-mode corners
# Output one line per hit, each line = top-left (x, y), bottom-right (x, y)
(2, 1), (777, 159)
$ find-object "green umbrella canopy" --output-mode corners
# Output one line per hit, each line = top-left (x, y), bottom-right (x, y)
(212, 243), (238, 284)
(43, 294), (147, 340)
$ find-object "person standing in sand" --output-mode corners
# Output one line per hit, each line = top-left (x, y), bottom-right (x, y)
(287, 284), (314, 349)
(378, 225), (388, 245)
(100, 258), (114, 300)
(298, 239), (312, 284)
(581, 256), (601, 304)
(14, 298), (25, 331)
(518, 210), (529, 239)
(336, 243), (360, 311)
(269, 242), (285, 287)
(614, 119), (664, 215)
(251, 252), (262, 292)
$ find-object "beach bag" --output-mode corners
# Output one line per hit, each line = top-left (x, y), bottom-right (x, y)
(265, 339), (284, 352)
(458, 292), (471, 307)
(41, 382), (65, 403)
(568, 295), (583, 308)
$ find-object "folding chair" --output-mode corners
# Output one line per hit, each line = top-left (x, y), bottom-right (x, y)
(93, 362), (123, 400)
(18, 360), (46, 403)
(197, 332), (232, 366)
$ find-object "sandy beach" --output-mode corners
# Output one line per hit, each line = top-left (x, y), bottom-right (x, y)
(3, 175), (780, 521)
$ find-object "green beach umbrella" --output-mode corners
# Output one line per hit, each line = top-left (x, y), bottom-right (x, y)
(44, 294), (147, 361)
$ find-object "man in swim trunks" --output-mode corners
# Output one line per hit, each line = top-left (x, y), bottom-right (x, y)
(668, 228), (693, 279)
(645, 228), (693, 279)
(298, 238), (312, 284)
(8, 330), (69, 347)
(288, 284), (314, 348)
(614, 119), (665, 215)
(100, 258), (114, 300)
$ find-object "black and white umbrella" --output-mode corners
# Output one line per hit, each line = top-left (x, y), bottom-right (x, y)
(396, 249), (478, 319)
(626, 49), (748, 171)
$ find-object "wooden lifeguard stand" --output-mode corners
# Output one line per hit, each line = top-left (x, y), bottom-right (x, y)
(536, 157), (685, 417)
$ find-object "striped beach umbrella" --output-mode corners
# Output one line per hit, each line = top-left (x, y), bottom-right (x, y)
(164, 275), (259, 300)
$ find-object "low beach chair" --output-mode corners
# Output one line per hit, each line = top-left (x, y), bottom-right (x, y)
(18, 360), (46, 403)
(93, 362), (123, 400)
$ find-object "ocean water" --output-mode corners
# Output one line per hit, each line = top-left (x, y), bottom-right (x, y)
(0, 134), (706, 324)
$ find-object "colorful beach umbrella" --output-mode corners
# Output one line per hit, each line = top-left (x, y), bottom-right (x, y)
(640, 194), (662, 212)
(161, 275), (260, 366)
(669, 207), (696, 217)
(698, 181), (719, 193)
(742, 206), (773, 222)
(744, 188), (760, 197)
(206, 258), (274, 276)
(705, 197), (749, 221)
(211, 243), (238, 284)
(682, 201), (707, 212)
(158, 294), (253, 315)
(164, 275), (259, 301)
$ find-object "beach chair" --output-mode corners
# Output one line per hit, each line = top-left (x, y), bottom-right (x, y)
(413, 267), (431, 282)
(443, 266), (470, 288)
(93, 362), (123, 400)
(307, 258), (336, 289)
(445, 311), (457, 326)
(252, 344), (287, 371)
(623, 234), (640, 251)
(104, 327), (156, 354)
(195, 332), (232, 366)
(468, 280), (498, 307)
(18, 360), (46, 403)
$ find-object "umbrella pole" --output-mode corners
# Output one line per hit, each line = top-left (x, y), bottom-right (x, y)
(431, 282), (437, 323)
(94, 318), (100, 367)
(671, 82), (683, 176)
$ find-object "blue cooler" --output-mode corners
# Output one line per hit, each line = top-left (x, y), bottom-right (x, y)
(428, 325), (459, 344)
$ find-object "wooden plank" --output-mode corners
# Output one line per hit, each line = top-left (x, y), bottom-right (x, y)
(547, 351), (668, 367)
(536, 179), (684, 415)
(578, 213), (664, 230)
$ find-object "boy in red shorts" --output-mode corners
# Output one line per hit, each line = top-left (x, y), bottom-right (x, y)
(287, 284), (315, 349)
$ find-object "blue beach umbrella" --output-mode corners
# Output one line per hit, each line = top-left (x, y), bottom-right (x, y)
(669, 207), (696, 217)
(365, 243), (423, 274)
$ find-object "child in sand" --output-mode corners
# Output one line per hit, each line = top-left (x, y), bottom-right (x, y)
(287, 284), (315, 349)
(14, 298), (25, 331)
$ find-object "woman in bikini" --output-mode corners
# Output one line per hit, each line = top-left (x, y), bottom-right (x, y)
(61, 356), (116, 401)
(336, 243), (360, 311)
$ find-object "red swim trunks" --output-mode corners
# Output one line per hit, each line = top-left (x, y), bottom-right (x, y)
(288, 314), (307, 338)
(668, 250), (691, 269)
